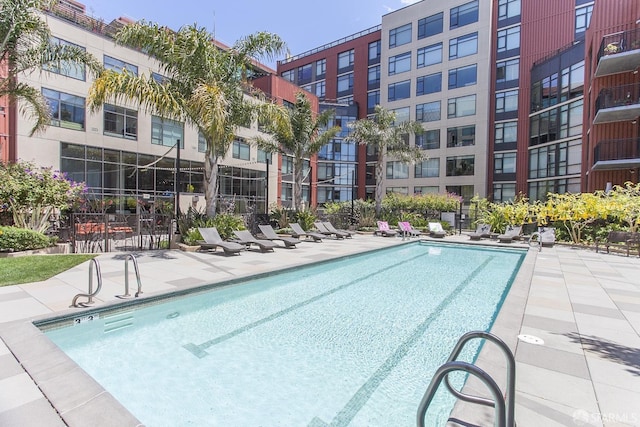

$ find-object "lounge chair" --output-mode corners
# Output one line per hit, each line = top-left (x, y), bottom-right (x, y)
(375, 220), (398, 237)
(197, 227), (245, 255)
(232, 230), (279, 252)
(399, 221), (422, 238)
(322, 221), (354, 238)
(428, 222), (447, 238)
(258, 224), (300, 248)
(469, 224), (492, 240)
(314, 222), (347, 239)
(529, 227), (556, 251)
(289, 223), (324, 242)
(497, 225), (522, 243)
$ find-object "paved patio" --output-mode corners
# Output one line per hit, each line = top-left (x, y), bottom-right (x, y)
(0, 233), (639, 426)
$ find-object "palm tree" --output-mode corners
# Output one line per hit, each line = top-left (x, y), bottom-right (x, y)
(87, 21), (289, 216)
(255, 92), (341, 210)
(344, 105), (424, 215)
(0, 0), (102, 136)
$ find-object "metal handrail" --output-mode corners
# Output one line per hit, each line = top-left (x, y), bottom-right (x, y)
(71, 258), (102, 307)
(121, 254), (143, 298)
(416, 361), (506, 427)
(442, 331), (516, 427)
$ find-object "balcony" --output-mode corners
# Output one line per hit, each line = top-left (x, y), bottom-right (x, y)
(593, 83), (640, 124)
(592, 138), (640, 171)
(595, 28), (640, 77)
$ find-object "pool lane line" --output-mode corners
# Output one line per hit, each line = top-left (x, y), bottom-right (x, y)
(183, 250), (429, 358)
(308, 256), (495, 427)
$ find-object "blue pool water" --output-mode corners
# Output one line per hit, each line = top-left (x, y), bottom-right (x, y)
(44, 242), (525, 426)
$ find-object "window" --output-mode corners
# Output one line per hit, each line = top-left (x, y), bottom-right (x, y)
(450, 1), (479, 29)
(558, 99), (583, 139)
(446, 185), (474, 203)
(416, 130), (440, 150)
(449, 32), (478, 60)
(282, 156), (293, 174)
(337, 73), (354, 94)
(198, 132), (207, 153)
(416, 101), (441, 122)
(416, 73), (442, 96)
(446, 155), (475, 176)
(448, 64), (477, 89)
(45, 37), (85, 80)
(42, 88), (85, 130)
(368, 65), (380, 89)
(415, 158), (440, 178)
(414, 186), (439, 194)
(257, 149), (271, 164)
(493, 183), (516, 203)
(417, 43), (442, 68)
(447, 125), (476, 147)
(575, 4), (593, 36)
(388, 80), (411, 102)
(497, 26), (520, 53)
(495, 121), (517, 145)
(498, 0), (521, 20)
(496, 89), (518, 114)
(388, 52), (411, 75)
(560, 61), (584, 101)
(528, 178), (580, 202)
(496, 58), (519, 83)
(151, 72), (168, 84)
(104, 104), (137, 139)
(494, 152), (516, 174)
(386, 187), (409, 195)
(151, 116), (184, 147)
(316, 59), (326, 77)
(298, 64), (312, 84)
(282, 69), (295, 82)
(338, 49), (355, 69)
(232, 137), (250, 160)
(447, 95), (476, 118)
(386, 161), (409, 179)
(369, 41), (381, 62)
(389, 23), (412, 48)
(104, 55), (137, 75)
(531, 73), (558, 111)
(314, 81), (326, 98)
(529, 108), (558, 146)
(418, 12), (443, 39)
(391, 107), (410, 124)
(367, 90), (380, 113)
(528, 140), (581, 180)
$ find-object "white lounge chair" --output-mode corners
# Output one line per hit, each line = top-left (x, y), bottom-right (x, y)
(428, 222), (447, 238)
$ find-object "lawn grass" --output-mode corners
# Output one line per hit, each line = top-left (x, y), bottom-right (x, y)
(0, 255), (96, 287)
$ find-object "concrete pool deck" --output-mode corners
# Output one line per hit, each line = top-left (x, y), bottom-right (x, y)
(1, 233), (639, 426)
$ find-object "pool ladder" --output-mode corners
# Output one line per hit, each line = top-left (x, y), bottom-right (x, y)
(71, 255), (143, 307)
(416, 331), (516, 427)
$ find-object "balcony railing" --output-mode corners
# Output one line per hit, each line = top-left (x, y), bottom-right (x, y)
(594, 82), (640, 124)
(595, 27), (640, 77)
(592, 137), (640, 171)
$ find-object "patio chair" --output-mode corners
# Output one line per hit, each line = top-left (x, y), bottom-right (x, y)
(197, 227), (245, 255)
(258, 224), (300, 248)
(375, 220), (398, 237)
(469, 224), (492, 240)
(497, 225), (522, 244)
(322, 221), (354, 238)
(399, 221), (422, 238)
(232, 230), (279, 252)
(289, 223), (324, 242)
(428, 222), (447, 238)
(314, 222), (347, 239)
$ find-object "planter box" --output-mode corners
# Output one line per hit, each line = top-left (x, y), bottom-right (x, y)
(0, 243), (72, 258)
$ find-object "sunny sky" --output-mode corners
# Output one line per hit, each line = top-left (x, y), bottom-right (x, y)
(78, 0), (421, 68)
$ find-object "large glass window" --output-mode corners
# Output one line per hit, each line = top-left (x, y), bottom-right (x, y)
(528, 140), (581, 179)
(42, 88), (85, 130)
(104, 104), (137, 139)
(388, 52), (411, 75)
(449, 32), (478, 60)
(282, 69), (295, 82)
(446, 185), (474, 203)
(386, 161), (409, 179)
(496, 58), (519, 83)
(391, 107), (410, 124)
(414, 186), (439, 194)
(450, 1), (479, 29)
(417, 43), (442, 68)
(369, 41), (381, 62)
(338, 49), (355, 69)
(337, 73), (354, 94)
(496, 89), (519, 114)
(498, 0), (521, 20)
(314, 81), (326, 98)
(151, 116), (184, 147)
(493, 183), (516, 203)
(386, 187), (409, 195)
(367, 90), (380, 113)
(389, 23), (412, 48)
(416, 72), (442, 96)
(45, 37), (85, 80)
(494, 152), (516, 174)
(560, 61), (584, 101)
(388, 80), (411, 102)
(447, 125), (476, 147)
(232, 137), (250, 160)
(418, 12), (443, 39)
(448, 64), (477, 89)
(416, 130), (440, 150)
(316, 59), (326, 77)
(104, 55), (137, 75)
(575, 4), (593, 37)
(298, 64), (312, 84)
(497, 26), (520, 52)
(198, 132), (207, 153)
(558, 99), (583, 139)
(447, 95), (476, 118)
(368, 65), (380, 89)
(416, 101), (441, 122)
(415, 158), (440, 178)
(495, 121), (517, 145)
(446, 155), (475, 176)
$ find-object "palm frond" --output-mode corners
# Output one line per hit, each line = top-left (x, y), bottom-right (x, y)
(10, 82), (51, 135)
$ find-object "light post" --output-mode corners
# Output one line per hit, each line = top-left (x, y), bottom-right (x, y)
(350, 168), (355, 225)
(174, 139), (181, 220)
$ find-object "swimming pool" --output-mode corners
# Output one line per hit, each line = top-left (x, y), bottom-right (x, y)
(42, 242), (525, 426)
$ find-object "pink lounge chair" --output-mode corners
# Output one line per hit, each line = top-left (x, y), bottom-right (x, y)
(399, 221), (422, 237)
(375, 221), (398, 237)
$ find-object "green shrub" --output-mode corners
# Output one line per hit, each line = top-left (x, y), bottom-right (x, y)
(293, 209), (317, 230)
(0, 226), (53, 252)
(183, 228), (203, 246)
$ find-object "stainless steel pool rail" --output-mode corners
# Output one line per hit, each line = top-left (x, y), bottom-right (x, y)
(416, 331), (516, 427)
(120, 254), (143, 298)
(71, 258), (102, 307)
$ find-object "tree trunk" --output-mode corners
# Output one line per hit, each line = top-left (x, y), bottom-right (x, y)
(374, 157), (385, 216)
(204, 151), (219, 217)
(293, 157), (304, 211)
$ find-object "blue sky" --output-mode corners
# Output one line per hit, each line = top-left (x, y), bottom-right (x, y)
(79, 0), (420, 68)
